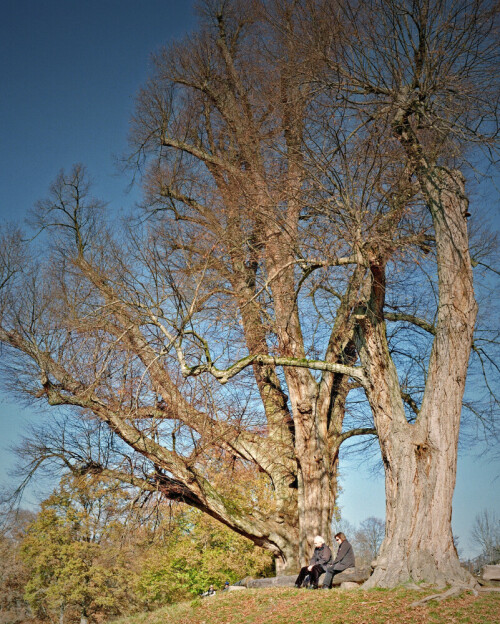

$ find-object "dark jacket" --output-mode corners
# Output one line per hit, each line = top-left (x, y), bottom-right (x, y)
(330, 539), (355, 571)
(309, 543), (332, 568)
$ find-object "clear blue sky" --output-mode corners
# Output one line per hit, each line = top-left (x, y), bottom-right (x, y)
(0, 0), (498, 561)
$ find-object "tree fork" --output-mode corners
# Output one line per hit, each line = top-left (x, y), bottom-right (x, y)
(359, 167), (478, 588)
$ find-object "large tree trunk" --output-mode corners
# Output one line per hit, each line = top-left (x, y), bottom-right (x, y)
(274, 394), (342, 571)
(260, 213), (340, 567)
(295, 410), (336, 564)
(358, 169), (477, 587)
(367, 424), (473, 588)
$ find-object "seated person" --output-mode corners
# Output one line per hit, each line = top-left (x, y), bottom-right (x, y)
(201, 584), (216, 597)
(295, 535), (332, 589)
(322, 532), (355, 588)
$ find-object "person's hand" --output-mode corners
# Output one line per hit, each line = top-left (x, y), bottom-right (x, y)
(307, 566), (312, 571)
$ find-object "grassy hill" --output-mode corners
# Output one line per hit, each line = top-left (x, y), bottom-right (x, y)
(113, 586), (500, 624)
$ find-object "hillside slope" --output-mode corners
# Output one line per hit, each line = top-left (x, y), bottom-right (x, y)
(113, 586), (500, 624)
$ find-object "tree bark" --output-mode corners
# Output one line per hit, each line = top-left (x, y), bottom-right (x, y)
(357, 168), (477, 587)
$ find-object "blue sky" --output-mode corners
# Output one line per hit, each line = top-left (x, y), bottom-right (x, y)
(1, 0), (196, 219)
(0, 0), (498, 561)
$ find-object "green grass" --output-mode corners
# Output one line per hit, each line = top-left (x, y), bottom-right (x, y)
(111, 586), (500, 624)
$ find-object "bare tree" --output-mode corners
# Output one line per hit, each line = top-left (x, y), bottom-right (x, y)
(303, 0), (500, 586)
(0, 150), (376, 573)
(354, 517), (385, 565)
(0, 1), (497, 586)
(0, 0), (411, 570)
(471, 509), (500, 565)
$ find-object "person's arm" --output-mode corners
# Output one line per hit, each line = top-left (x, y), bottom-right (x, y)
(332, 541), (355, 569)
(318, 545), (332, 567)
(342, 542), (355, 568)
(308, 547), (320, 569)
(331, 541), (346, 566)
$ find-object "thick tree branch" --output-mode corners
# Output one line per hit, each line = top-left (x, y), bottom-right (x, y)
(339, 427), (377, 444)
(384, 312), (436, 335)
(176, 346), (368, 387)
(160, 136), (242, 176)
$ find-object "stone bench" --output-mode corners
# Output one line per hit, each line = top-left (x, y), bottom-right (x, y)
(246, 575), (297, 588)
(322, 566), (372, 587)
(482, 565), (500, 583)
(245, 566), (372, 589)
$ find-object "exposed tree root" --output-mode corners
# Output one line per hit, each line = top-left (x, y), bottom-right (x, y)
(410, 585), (478, 607)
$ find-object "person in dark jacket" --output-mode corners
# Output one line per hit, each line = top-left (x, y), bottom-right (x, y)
(321, 532), (355, 588)
(201, 584), (216, 597)
(294, 535), (332, 589)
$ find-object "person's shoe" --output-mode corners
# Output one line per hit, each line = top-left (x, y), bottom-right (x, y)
(321, 585), (330, 590)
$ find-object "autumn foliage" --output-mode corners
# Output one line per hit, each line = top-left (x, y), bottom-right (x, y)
(1, 475), (272, 624)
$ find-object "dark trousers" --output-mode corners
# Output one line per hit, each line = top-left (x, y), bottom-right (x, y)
(322, 566), (343, 588)
(295, 564), (324, 588)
